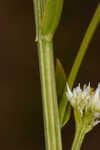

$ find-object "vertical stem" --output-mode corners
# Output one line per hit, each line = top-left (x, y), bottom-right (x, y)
(33, 1), (63, 150)
(38, 40), (62, 150)
(33, 0), (40, 41)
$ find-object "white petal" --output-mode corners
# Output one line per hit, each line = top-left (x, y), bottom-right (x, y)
(66, 83), (73, 98)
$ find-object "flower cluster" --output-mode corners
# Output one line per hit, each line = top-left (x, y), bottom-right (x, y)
(66, 83), (100, 129)
(66, 83), (100, 113)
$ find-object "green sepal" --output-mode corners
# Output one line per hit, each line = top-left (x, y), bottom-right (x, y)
(56, 59), (71, 127)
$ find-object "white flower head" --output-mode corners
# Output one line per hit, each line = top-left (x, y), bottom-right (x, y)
(66, 83), (100, 115)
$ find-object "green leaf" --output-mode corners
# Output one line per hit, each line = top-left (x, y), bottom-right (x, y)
(61, 103), (71, 127)
(56, 59), (67, 103)
(56, 59), (71, 127)
(41, 0), (64, 41)
(68, 3), (100, 88)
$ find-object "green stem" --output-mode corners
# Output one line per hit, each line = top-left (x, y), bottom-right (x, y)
(38, 40), (62, 150)
(33, 0), (40, 41)
(68, 4), (100, 87)
(33, 1), (63, 150)
(33, 0), (46, 41)
(71, 124), (86, 150)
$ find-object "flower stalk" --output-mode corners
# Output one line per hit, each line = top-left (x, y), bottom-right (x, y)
(71, 123), (86, 150)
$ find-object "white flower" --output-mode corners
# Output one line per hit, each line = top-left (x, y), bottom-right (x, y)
(66, 83), (100, 115)
(66, 83), (100, 131)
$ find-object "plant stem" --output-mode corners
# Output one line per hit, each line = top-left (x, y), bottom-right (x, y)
(33, 0), (39, 41)
(68, 4), (100, 87)
(71, 124), (86, 150)
(38, 39), (62, 150)
(33, 1), (63, 150)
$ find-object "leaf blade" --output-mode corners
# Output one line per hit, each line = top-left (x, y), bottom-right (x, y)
(56, 59), (71, 127)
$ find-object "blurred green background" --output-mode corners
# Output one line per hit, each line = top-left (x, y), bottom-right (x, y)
(0, 0), (100, 150)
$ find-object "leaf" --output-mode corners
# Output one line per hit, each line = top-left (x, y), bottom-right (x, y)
(41, 0), (64, 41)
(56, 59), (71, 127)
(61, 103), (71, 127)
(56, 59), (67, 104)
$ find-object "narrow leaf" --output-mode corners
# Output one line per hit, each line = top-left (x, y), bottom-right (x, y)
(61, 103), (71, 127)
(41, 0), (64, 41)
(56, 59), (71, 127)
(56, 59), (66, 104)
